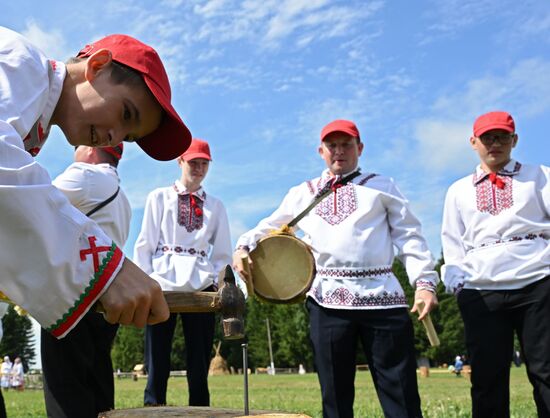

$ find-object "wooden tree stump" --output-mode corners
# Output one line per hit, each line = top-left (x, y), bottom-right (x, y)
(98, 406), (311, 418)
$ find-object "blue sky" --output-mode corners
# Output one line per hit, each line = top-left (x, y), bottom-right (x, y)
(3, 0), (550, 366)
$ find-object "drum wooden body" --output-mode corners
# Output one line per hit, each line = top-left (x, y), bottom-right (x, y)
(249, 234), (315, 304)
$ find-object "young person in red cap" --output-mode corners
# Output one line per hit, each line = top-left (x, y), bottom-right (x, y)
(441, 111), (550, 418)
(0, 26), (192, 338)
(40, 144), (131, 418)
(134, 138), (232, 407)
(233, 119), (439, 418)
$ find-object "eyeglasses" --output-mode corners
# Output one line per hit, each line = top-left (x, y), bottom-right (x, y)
(478, 133), (516, 146)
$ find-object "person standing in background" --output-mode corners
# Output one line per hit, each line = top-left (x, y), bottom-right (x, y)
(441, 111), (550, 417)
(134, 138), (232, 407)
(41, 144), (131, 418)
(9, 358), (23, 392)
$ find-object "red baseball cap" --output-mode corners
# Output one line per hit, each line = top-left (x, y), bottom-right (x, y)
(473, 111), (515, 137)
(77, 34), (191, 161)
(180, 138), (212, 161)
(102, 143), (124, 160)
(320, 119), (361, 142)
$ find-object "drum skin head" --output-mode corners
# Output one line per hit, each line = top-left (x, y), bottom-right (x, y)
(249, 234), (315, 304)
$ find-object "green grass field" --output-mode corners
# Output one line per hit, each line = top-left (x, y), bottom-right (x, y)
(3, 367), (537, 417)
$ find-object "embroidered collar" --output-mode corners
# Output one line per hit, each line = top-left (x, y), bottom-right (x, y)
(173, 180), (206, 200)
(320, 167), (362, 188)
(473, 160), (522, 186)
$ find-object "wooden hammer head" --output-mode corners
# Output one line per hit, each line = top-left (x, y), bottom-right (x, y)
(218, 265), (245, 340)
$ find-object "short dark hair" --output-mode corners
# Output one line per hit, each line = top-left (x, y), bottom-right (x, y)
(66, 57), (145, 87)
(109, 61), (145, 87)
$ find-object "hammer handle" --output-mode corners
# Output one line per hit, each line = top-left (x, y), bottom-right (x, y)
(96, 291), (220, 314)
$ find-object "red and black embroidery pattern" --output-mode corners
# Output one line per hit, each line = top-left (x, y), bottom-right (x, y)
(473, 162), (521, 216)
(415, 279), (437, 291)
(315, 183), (357, 225)
(317, 266), (393, 278)
(313, 173), (377, 225)
(23, 61), (58, 157)
(159, 245), (207, 258)
(314, 286), (407, 307)
(177, 193), (204, 232)
(475, 232), (547, 250)
(306, 180), (315, 195)
(475, 176), (513, 215)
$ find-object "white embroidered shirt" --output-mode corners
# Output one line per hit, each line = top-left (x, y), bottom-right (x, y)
(441, 159), (550, 293)
(236, 168), (439, 310)
(133, 180), (232, 292)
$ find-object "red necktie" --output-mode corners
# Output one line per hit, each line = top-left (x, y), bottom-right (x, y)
(489, 172), (505, 189)
(189, 194), (203, 216)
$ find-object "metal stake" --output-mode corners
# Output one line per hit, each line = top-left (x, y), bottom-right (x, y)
(242, 343), (249, 416)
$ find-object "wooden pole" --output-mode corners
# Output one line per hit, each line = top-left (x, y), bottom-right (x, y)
(266, 318), (275, 375)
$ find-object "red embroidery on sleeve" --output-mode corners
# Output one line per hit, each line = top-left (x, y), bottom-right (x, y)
(80, 236), (113, 272)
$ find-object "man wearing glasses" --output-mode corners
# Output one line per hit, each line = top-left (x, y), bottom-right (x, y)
(441, 111), (550, 418)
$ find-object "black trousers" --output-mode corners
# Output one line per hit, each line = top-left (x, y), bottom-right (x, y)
(307, 299), (422, 418)
(0, 388), (6, 418)
(41, 311), (119, 418)
(143, 311), (215, 406)
(457, 276), (550, 418)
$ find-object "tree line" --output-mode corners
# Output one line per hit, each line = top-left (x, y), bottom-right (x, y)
(0, 255), (477, 373)
(111, 256), (469, 372)
(0, 305), (36, 372)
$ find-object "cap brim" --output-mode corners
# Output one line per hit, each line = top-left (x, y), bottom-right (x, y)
(137, 77), (192, 161)
(322, 127), (360, 142)
(181, 152), (212, 161)
(475, 123), (514, 137)
(136, 112), (191, 161)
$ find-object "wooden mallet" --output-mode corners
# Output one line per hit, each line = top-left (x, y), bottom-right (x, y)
(417, 300), (440, 347)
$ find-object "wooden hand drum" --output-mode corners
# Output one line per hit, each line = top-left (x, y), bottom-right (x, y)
(249, 234), (315, 304)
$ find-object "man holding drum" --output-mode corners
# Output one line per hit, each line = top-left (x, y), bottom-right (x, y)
(134, 138), (232, 407)
(233, 119), (439, 418)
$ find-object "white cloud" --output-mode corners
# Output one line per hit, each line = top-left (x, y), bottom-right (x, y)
(421, 0), (509, 37)
(414, 119), (476, 174)
(228, 194), (282, 217)
(196, 48), (223, 62)
(432, 58), (550, 119)
(161, 0), (185, 7)
(264, 0), (384, 47)
(408, 57), (550, 176)
(194, 0), (230, 18)
(21, 20), (71, 60)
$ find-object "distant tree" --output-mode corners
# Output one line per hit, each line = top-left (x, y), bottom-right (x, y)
(111, 325), (144, 372)
(243, 297), (274, 370)
(239, 297), (313, 371)
(0, 305), (35, 371)
(393, 255), (466, 365)
(271, 302), (312, 368)
(170, 316), (186, 371)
